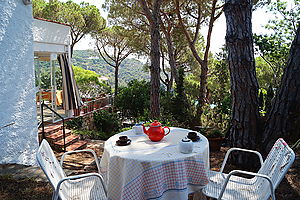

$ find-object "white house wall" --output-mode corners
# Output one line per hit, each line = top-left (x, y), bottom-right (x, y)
(0, 0), (38, 165)
(33, 18), (70, 50)
(34, 41), (67, 55)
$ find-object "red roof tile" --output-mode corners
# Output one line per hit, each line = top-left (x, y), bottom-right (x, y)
(34, 17), (71, 27)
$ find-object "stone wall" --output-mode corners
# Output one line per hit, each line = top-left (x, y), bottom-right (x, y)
(79, 105), (111, 131)
(81, 112), (96, 130)
(0, 1), (38, 165)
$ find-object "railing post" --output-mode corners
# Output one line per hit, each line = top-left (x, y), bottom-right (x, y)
(62, 119), (66, 152)
(42, 103), (66, 151)
(41, 101), (45, 142)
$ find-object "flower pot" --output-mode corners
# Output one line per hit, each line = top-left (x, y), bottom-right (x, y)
(208, 137), (224, 151)
(73, 109), (80, 116)
(83, 108), (88, 114)
(88, 102), (94, 112)
(94, 102), (100, 110)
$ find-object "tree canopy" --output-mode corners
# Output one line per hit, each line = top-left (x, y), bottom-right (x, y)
(254, 0), (300, 89)
(73, 65), (110, 98)
(93, 26), (134, 97)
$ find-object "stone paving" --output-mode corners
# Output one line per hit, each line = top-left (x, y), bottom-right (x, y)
(0, 139), (105, 182)
(0, 164), (47, 182)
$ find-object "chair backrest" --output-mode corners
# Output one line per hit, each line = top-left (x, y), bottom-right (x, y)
(258, 138), (295, 188)
(36, 139), (66, 189)
(252, 138), (295, 200)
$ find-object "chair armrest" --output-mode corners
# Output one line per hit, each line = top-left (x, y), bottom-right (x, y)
(60, 149), (101, 174)
(220, 148), (264, 172)
(217, 170), (275, 200)
(53, 173), (107, 200)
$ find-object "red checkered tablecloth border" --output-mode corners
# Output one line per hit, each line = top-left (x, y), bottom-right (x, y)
(120, 159), (208, 200)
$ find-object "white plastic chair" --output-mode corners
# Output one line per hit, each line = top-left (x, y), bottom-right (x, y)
(202, 138), (295, 200)
(36, 139), (107, 200)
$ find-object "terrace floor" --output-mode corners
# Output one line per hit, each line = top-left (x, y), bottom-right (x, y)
(0, 144), (299, 200)
(36, 102), (67, 123)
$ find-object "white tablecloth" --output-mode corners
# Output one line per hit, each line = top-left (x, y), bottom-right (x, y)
(100, 127), (210, 200)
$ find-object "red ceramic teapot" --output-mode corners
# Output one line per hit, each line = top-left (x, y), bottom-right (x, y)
(142, 120), (170, 142)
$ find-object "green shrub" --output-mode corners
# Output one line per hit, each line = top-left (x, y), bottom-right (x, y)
(202, 129), (224, 138)
(119, 127), (132, 132)
(115, 79), (150, 118)
(65, 117), (83, 130)
(141, 113), (187, 129)
(93, 110), (121, 134)
(169, 67), (194, 126)
(73, 129), (116, 140)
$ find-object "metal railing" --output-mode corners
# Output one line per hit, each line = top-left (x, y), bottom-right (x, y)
(73, 95), (111, 116)
(41, 101), (66, 151)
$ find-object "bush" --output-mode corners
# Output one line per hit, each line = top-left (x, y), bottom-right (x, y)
(201, 128), (224, 138)
(73, 129), (114, 140)
(65, 117), (83, 130)
(93, 110), (121, 135)
(141, 113), (187, 129)
(169, 67), (194, 126)
(119, 127), (132, 132)
(115, 79), (150, 118)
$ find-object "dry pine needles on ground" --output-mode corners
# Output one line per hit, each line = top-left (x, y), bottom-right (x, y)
(0, 147), (299, 200)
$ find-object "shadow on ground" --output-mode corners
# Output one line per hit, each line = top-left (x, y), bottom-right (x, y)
(0, 145), (299, 200)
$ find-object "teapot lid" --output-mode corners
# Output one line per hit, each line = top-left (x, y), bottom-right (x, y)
(149, 120), (162, 127)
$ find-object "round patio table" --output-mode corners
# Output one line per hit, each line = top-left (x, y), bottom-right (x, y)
(100, 127), (210, 200)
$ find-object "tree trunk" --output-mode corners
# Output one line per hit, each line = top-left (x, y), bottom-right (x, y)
(165, 33), (178, 86)
(262, 25), (300, 154)
(114, 64), (119, 97)
(224, 0), (260, 165)
(149, 17), (161, 118)
(70, 43), (74, 58)
(138, 0), (162, 118)
(174, 0), (221, 126)
(194, 62), (208, 126)
(193, 0), (219, 126)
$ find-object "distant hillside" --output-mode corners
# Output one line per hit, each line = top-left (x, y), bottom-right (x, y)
(72, 50), (150, 86)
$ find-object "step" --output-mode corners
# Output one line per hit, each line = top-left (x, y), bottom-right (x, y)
(46, 129), (72, 142)
(54, 135), (80, 147)
(66, 140), (88, 151)
(39, 124), (63, 135)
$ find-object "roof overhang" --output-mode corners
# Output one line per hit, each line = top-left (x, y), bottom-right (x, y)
(33, 18), (71, 61)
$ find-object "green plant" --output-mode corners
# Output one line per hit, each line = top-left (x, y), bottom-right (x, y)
(141, 113), (187, 129)
(73, 66), (111, 98)
(206, 129), (224, 138)
(115, 79), (150, 118)
(73, 129), (115, 140)
(65, 117), (83, 130)
(202, 48), (231, 131)
(119, 127), (131, 132)
(36, 64), (63, 90)
(169, 66), (194, 126)
(93, 110), (121, 134)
